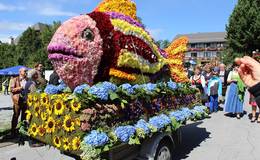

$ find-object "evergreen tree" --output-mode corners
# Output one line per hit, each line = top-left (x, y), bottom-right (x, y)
(226, 0), (260, 56)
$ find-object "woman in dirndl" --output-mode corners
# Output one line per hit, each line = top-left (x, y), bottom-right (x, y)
(224, 64), (245, 119)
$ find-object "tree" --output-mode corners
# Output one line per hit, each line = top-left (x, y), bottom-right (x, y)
(155, 40), (170, 49)
(226, 0), (260, 56)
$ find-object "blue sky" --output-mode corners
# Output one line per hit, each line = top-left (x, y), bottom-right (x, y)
(0, 0), (237, 43)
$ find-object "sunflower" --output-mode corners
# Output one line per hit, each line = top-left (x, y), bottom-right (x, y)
(72, 137), (81, 151)
(55, 120), (62, 130)
(54, 99), (65, 116)
(63, 115), (75, 132)
(70, 99), (81, 112)
(34, 103), (40, 117)
(40, 112), (47, 121)
(38, 125), (46, 137)
(53, 136), (61, 148)
(40, 93), (49, 105)
(29, 123), (38, 137)
(25, 110), (32, 121)
(46, 104), (53, 115)
(27, 94), (33, 107)
(45, 117), (55, 133)
(33, 94), (38, 102)
(63, 137), (71, 151)
(75, 118), (81, 127)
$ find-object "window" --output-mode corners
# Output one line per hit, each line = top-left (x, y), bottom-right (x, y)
(191, 52), (197, 57)
(204, 52), (211, 57)
(190, 44), (196, 48)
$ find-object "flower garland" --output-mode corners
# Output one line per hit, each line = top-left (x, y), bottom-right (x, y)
(95, 0), (137, 21)
(117, 50), (165, 74)
(109, 68), (136, 81)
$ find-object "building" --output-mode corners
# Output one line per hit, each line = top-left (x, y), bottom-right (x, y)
(174, 32), (227, 64)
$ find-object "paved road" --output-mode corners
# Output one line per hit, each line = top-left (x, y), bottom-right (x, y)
(0, 92), (260, 160)
(0, 94), (12, 132)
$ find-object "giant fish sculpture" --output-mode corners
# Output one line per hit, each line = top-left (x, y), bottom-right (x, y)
(48, 0), (189, 89)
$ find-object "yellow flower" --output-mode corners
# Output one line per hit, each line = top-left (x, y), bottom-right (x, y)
(33, 94), (38, 102)
(46, 104), (53, 115)
(34, 104), (40, 117)
(54, 99), (65, 116)
(70, 99), (81, 112)
(40, 93), (49, 105)
(75, 118), (81, 127)
(38, 125), (46, 137)
(25, 110), (32, 121)
(63, 115), (75, 132)
(27, 94), (33, 107)
(63, 137), (71, 151)
(45, 117), (55, 133)
(40, 112), (47, 121)
(53, 136), (61, 148)
(72, 137), (81, 151)
(29, 123), (38, 137)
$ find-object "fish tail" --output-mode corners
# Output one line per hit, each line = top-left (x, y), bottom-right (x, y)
(164, 36), (189, 83)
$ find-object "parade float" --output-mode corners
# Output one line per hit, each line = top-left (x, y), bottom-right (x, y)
(21, 0), (208, 159)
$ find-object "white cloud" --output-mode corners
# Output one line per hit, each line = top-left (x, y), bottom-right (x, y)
(38, 7), (77, 16)
(147, 28), (164, 40)
(0, 3), (25, 11)
(0, 22), (31, 31)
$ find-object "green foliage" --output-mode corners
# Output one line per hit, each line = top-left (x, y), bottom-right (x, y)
(155, 40), (171, 49)
(226, 0), (260, 56)
(0, 22), (61, 70)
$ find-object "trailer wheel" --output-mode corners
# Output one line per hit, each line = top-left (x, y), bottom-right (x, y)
(154, 140), (173, 160)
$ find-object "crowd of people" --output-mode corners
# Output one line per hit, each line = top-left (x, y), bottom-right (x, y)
(188, 57), (260, 122)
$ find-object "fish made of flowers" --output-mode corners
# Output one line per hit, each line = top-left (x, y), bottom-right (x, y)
(48, 0), (189, 89)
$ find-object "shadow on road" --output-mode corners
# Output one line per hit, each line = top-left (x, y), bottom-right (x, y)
(0, 107), (12, 111)
(173, 121), (211, 160)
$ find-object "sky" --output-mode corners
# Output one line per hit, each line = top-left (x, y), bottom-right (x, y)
(0, 0), (238, 43)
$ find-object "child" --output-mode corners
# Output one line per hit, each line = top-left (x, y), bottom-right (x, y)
(207, 67), (222, 113)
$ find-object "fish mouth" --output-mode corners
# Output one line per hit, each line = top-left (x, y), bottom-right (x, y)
(48, 45), (83, 60)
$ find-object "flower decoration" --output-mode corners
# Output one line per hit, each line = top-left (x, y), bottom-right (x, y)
(45, 117), (56, 133)
(29, 123), (38, 137)
(70, 98), (81, 112)
(72, 137), (81, 151)
(109, 68), (136, 81)
(135, 119), (150, 134)
(88, 81), (117, 101)
(54, 98), (65, 116)
(40, 112), (47, 121)
(40, 93), (49, 105)
(73, 84), (90, 94)
(27, 94), (33, 107)
(148, 114), (171, 130)
(83, 130), (109, 147)
(25, 110), (32, 121)
(167, 80), (178, 90)
(53, 136), (62, 148)
(119, 83), (134, 94)
(63, 115), (75, 132)
(38, 125), (46, 137)
(44, 85), (59, 94)
(63, 138), (71, 151)
(114, 126), (136, 142)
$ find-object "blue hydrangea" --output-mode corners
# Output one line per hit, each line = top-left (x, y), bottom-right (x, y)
(120, 83), (134, 94)
(88, 86), (109, 101)
(83, 130), (109, 147)
(73, 84), (90, 94)
(101, 81), (117, 92)
(169, 111), (186, 122)
(88, 81), (118, 101)
(181, 108), (193, 118)
(142, 83), (157, 92)
(193, 106), (206, 113)
(149, 114), (171, 129)
(57, 81), (67, 92)
(114, 126), (136, 142)
(44, 85), (59, 94)
(167, 80), (177, 90)
(135, 119), (150, 134)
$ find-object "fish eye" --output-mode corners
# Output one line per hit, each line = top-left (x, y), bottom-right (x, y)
(82, 28), (94, 41)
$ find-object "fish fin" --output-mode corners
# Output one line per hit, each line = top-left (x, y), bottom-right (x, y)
(109, 68), (136, 81)
(165, 36), (189, 83)
(95, 0), (138, 21)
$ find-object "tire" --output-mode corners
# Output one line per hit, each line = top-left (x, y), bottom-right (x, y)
(154, 139), (174, 160)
